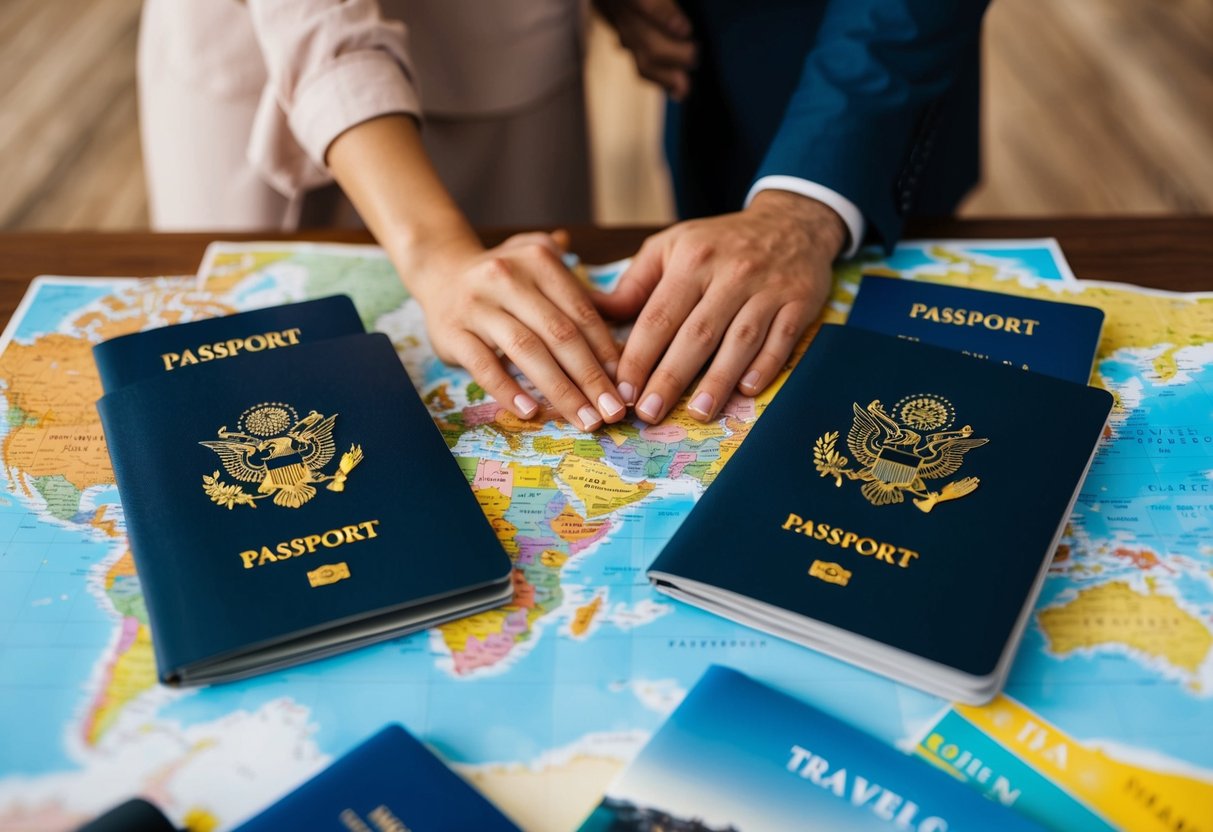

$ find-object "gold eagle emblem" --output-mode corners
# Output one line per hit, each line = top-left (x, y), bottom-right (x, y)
(200, 402), (363, 510)
(813, 394), (987, 512)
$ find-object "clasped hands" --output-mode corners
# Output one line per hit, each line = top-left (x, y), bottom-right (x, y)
(412, 191), (846, 431)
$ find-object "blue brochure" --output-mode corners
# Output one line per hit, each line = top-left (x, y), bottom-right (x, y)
(235, 724), (519, 831)
(847, 275), (1104, 384)
(580, 666), (1042, 832)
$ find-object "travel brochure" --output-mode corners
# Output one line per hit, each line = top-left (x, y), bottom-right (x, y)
(580, 666), (1042, 831)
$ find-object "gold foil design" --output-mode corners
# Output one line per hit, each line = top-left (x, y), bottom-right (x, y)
(813, 395), (987, 512)
(200, 403), (364, 510)
(307, 562), (351, 587)
(809, 560), (852, 586)
(326, 445), (364, 492)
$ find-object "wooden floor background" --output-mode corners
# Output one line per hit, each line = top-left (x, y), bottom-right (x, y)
(1, 0), (1210, 230)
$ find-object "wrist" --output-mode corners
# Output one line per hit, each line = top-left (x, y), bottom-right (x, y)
(747, 190), (848, 260)
(386, 223), (483, 302)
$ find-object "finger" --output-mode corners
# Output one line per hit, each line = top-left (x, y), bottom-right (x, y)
(685, 300), (777, 421)
(629, 0), (693, 38)
(635, 61), (691, 100)
(738, 302), (812, 397)
(616, 15), (697, 70)
(509, 237), (622, 383)
(481, 309), (608, 432)
(633, 288), (748, 423)
(499, 231), (565, 257)
(592, 236), (665, 321)
(613, 272), (701, 409)
(535, 260), (623, 381)
(505, 282), (626, 424)
(449, 332), (542, 420)
(550, 228), (571, 252)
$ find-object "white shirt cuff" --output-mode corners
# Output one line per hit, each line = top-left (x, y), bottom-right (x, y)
(745, 175), (866, 259)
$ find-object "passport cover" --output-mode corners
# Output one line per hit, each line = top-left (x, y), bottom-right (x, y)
(648, 325), (1112, 702)
(97, 332), (512, 685)
(234, 724), (519, 832)
(92, 295), (364, 391)
(847, 275), (1104, 384)
(579, 665), (1041, 832)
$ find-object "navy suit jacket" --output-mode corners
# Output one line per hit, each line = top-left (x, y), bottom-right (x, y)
(666, 0), (990, 250)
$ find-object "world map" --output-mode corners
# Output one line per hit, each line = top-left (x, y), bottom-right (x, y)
(0, 239), (1209, 832)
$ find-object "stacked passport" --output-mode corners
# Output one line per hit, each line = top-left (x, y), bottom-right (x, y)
(649, 281), (1112, 704)
(94, 297), (512, 686)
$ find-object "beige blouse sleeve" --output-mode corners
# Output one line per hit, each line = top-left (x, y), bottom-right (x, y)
(244, 0), (421, 197)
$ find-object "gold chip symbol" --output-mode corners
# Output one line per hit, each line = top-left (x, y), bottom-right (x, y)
(307, 562), (351, 587)
(809, 560), (851, 587)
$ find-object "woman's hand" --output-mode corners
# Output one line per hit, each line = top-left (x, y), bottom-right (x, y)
(325, 115), (624, 432)
(409, 230), (627, 432)
(594, 191), (846, 423)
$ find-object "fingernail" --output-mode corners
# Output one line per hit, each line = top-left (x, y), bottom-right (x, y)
(618, 381), (637, 406)
(598, 392), (625, 419)
(605, 361), (618, 380)
(637, 392), (664, 422)
(741, 370), (761, 392)
(514, 393), (539, 419)
(578, 405), (603, 431)
(688, 391), (715, 419)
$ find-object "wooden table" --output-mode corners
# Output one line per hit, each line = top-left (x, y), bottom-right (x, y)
(0, 218), (1211, 325)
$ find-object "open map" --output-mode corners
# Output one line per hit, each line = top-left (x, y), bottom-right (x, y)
(0, 240), (1209, 831)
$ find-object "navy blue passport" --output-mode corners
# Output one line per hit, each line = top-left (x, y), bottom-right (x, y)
(92, 295), (364, 391)
(648, 324), (1112, 703)
(97, 332), (512, 685)
(580, 666), (1041, 832)
(234, 724), (519, 832)
(847, 275), (1104, 384)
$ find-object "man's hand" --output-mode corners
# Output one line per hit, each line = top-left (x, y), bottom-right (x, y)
(412, 231), (627, 432)
(595, 0), (697, 100)
(594, 191), (847, 423)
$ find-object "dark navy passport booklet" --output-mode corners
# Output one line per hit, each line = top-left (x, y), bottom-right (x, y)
(97, 332), (511, 685)
(648, 324), (1112, 703)
(234, 724), (520, 831)
(92, 295), (364, 391)
(847, 275), (1104, 384)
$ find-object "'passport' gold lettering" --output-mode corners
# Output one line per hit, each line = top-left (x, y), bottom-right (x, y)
(780, 513), (920, 569)
(908, 303), (1039, 335)
(160, 327), (303, 371)
(239, 519), (381, 569)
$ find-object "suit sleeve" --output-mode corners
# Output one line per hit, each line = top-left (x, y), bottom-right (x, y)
(754, 0), (990, 249)
(244, 0), (421, 198)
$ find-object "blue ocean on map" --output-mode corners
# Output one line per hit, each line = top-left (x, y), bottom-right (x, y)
(966, 247), (1068, 281)
(869, 245), (1068, 283)
(0, 486), (116, 774)
(11, 283), (112, 342)
(1011, 580), (1213, 769)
